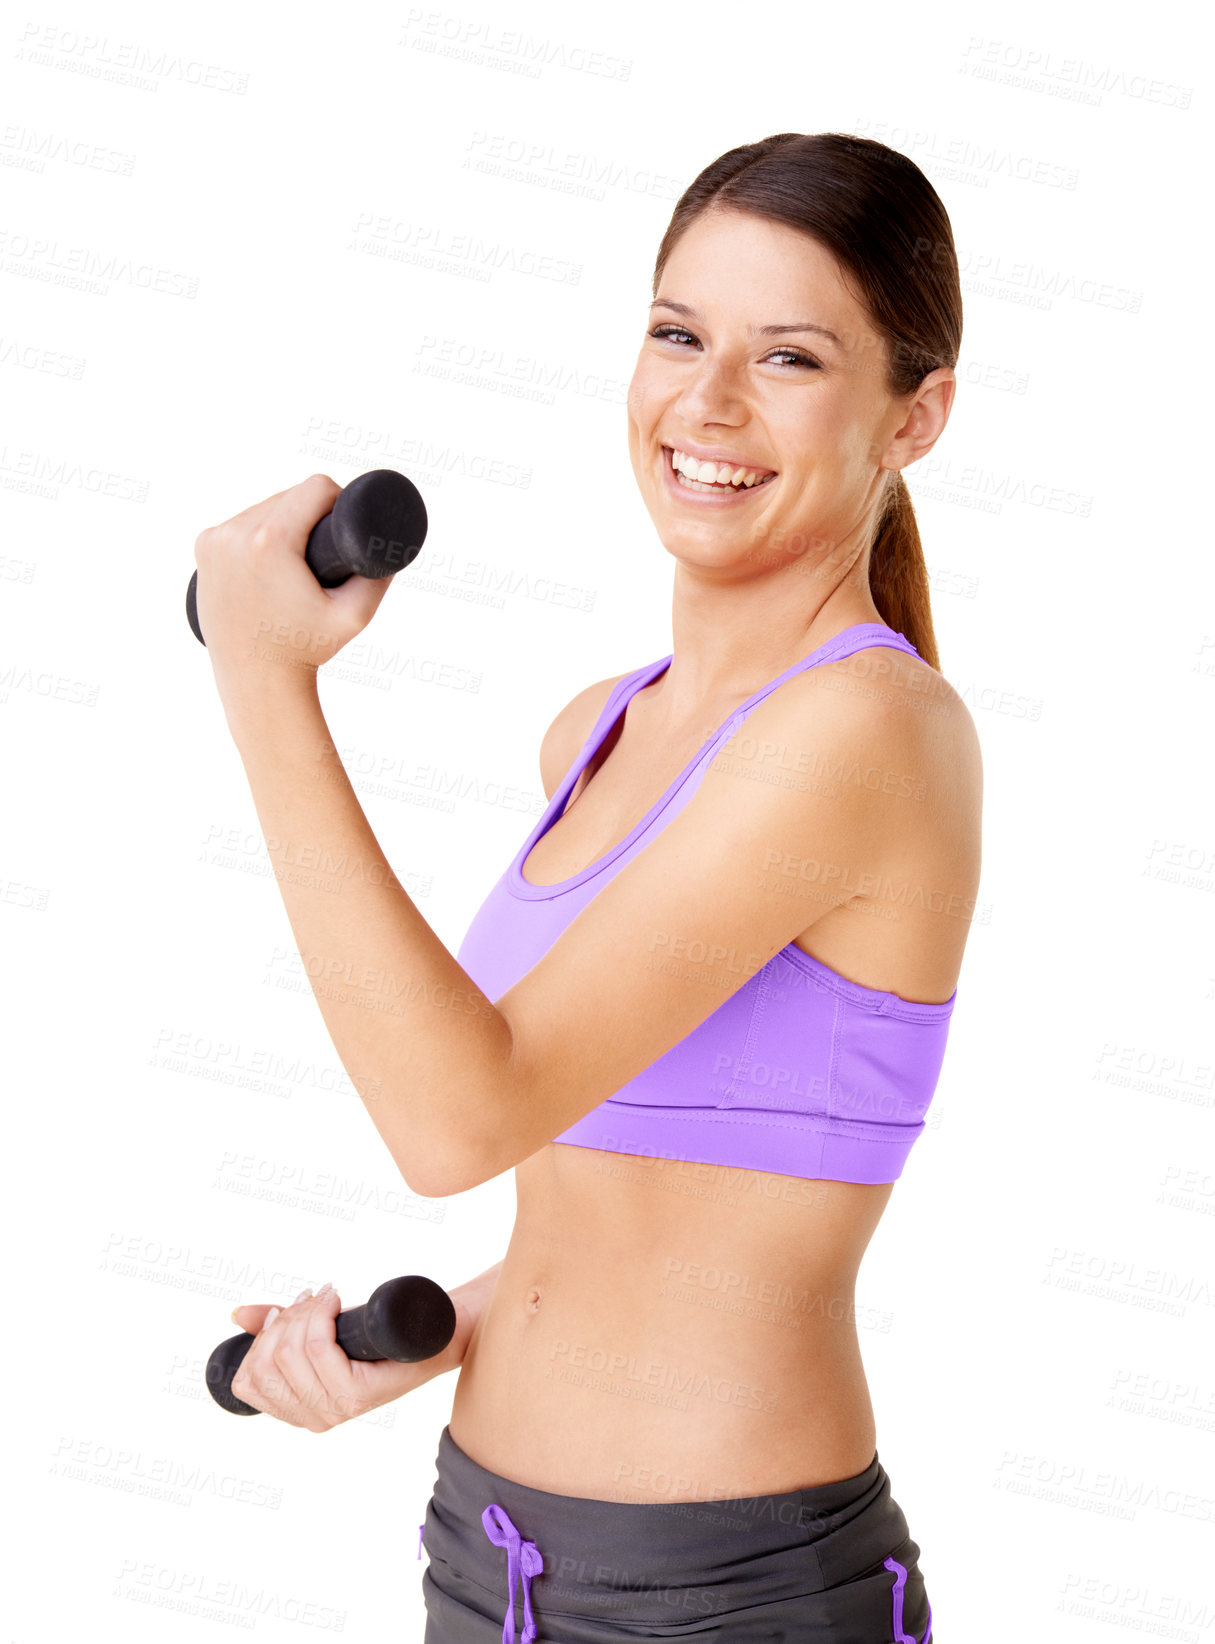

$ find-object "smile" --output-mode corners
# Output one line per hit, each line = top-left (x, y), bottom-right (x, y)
(662, 445), (778, 502)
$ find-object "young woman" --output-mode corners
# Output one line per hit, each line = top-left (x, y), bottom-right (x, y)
(208, 131), (981, 1642)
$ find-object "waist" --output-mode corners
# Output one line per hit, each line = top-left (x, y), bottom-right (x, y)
(450, 1323), (879, 1503)
(431, 1418), (885, 1529)
(449, 1149), (890, 1500)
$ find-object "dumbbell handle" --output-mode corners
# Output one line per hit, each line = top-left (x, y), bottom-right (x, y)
(186, 467), (427, 645)
(206, 1273), (457, 1416)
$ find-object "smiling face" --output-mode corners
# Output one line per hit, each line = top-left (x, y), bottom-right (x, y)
(627, 206), (924, 584)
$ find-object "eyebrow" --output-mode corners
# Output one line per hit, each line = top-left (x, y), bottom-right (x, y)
(648, 298), (841, 347)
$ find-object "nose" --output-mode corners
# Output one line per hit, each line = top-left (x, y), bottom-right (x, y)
(674, 360), (747, 428)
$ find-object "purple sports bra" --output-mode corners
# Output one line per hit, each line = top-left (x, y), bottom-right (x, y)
(456, 622), (957, 1185)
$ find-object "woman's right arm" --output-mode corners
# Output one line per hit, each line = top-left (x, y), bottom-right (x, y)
(229, 1258), (503, 1432)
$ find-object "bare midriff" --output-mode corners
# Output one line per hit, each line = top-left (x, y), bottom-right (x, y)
(448, 1139), (894, 1504)
(447, 642), (971, 1504)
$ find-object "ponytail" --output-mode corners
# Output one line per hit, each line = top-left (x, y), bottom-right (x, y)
(868, 473), (940, 672)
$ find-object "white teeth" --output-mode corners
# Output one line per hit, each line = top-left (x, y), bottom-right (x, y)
(670, 447), (773, 489)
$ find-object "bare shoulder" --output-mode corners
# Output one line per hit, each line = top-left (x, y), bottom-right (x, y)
(537, 669), (635, 801)
(806, 641), (977, 771)
(718, 640), (983, 844)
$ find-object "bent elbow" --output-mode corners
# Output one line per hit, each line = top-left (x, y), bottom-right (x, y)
(395, 1050), (525, 1198)
(400, 1144), (493, 1200)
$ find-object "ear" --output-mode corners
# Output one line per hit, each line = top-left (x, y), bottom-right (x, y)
(883, 367), (956, 472)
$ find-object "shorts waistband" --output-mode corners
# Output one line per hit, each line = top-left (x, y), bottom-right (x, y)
(419, 1426), (914, 1639)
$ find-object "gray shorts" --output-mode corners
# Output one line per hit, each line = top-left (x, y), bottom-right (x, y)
(418, 1424), (932, 1641)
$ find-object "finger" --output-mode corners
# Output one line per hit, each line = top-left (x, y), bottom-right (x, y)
(221, 485), (296, 532)
(195, 473), (338, 561)
(299, 1286), (371, 1420)
(284, 1284), (357, 1426)
(195, 486), (294, 557)
(248, 473), (342, 565)
(229, 1306), (281, 1415)
(231, 1302), (274, 1332)
(264, 1288), (344, 1432)
(231, 1291), (309, 1421)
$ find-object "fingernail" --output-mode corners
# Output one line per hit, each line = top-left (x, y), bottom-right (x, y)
(265, 1307), (281, 1327)
(294, 1287), (313, 1304)
(316, 1281), (333, 1299)
(230, 1306), (243, 1326)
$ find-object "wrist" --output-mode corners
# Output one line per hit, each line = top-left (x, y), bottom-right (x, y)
(216, 659), (323, 749)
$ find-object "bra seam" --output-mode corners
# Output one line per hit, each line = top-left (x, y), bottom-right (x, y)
(826, 992), (842, 1121)
(780, 943), (956, 1020)
(581, 1103), (927, 1141)
(722, 953), (772, 1105)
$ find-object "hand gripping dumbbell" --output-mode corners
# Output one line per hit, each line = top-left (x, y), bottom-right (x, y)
(206, 1273), (457, 1415)
(186, 467), (428, 645)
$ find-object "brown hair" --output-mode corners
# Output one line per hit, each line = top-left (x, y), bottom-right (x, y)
(651, 131), (963, 672)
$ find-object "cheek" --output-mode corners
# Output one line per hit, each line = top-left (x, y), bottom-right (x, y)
(626, 358), (665, 424)
(797, 401), (870, 483)
(626, 381), (649, 428)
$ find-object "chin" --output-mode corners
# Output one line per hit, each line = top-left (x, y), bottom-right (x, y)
(653, 524), (759, 573)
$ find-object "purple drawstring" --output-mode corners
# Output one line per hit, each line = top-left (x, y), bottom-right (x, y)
(482, 1501), (543, 1644)
(884, 1555), (932, 1643)
(417, 1521), (424, 1560)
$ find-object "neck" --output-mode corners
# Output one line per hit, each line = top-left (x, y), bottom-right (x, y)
(652, 561), (885, 725)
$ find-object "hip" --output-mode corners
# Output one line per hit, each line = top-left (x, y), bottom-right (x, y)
(418, 1422), (932, 1642)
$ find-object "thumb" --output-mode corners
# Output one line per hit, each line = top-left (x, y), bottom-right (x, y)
(327, 572), (393, 634)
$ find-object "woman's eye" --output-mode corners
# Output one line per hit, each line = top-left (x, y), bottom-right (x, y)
(649, 324), (697, 347)
(766, 346), (821, 370)
(648, 325), (820, 370)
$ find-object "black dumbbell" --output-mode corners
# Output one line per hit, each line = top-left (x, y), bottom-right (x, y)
(186, 468), (428, 645)
(206, 1273), (457, 1415)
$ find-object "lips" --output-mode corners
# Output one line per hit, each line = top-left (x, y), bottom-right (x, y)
(661, 445), (777, 498)
(663, 445), (777, 485)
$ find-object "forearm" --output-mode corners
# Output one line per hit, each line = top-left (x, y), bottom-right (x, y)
(223, 676), (513, 1196)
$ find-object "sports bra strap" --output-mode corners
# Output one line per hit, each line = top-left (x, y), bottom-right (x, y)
(734, 622), (920, 713)
(549, 622), (916, 831)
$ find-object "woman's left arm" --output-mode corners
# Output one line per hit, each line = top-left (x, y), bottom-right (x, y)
(193, 474), (512, 1199)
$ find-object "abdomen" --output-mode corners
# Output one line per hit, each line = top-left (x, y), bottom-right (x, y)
(447, 1141), (894, 1501)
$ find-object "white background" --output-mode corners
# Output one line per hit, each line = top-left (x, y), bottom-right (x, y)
(2, 1), (1210, 1639)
